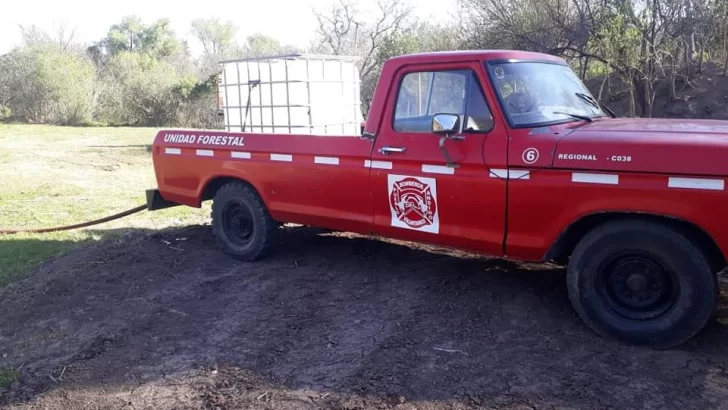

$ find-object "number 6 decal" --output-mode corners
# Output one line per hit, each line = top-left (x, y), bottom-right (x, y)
(522, 148), (539, 164)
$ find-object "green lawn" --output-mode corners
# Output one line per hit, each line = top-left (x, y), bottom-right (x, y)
(0, 124), (210, 285)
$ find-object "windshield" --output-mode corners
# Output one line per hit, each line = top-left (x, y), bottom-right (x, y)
(486, 61), (605, 128)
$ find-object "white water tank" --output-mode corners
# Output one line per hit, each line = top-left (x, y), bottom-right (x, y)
(217, 54), (363, 135)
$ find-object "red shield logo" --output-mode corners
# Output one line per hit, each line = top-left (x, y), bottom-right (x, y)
(388, 175), (439, 233)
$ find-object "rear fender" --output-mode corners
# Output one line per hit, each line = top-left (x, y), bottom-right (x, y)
(199, 175), (266, 205)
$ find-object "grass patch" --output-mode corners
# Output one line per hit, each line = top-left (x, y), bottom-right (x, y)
(0, 367), (19, 388)
(0, 124), (210, 285)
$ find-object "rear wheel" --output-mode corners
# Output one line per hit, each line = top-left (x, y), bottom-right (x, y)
(567, 220), (717, 349)
(211, 181), (277, 261)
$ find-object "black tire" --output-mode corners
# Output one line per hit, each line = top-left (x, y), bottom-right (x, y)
(567, 220), (717, 349)
(210, 181), (277, 261)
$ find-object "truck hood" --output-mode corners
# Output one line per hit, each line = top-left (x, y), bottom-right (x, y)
(552, 118), (728, 176)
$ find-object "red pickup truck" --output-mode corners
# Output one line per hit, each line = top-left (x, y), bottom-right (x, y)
(148, 50), (728, 349)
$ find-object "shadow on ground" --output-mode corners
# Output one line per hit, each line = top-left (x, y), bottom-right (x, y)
(0, 228), (150, 286)
(1, 225), (728, 409)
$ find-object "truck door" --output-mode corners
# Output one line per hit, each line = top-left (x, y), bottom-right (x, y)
(368, 62), (508, 255)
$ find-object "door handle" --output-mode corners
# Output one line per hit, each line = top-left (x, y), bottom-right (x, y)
(379, 146), (407, 154)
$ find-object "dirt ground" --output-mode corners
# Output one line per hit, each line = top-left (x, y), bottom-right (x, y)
(2, 225), (728, 410)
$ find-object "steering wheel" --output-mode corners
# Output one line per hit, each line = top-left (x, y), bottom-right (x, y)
(505, 91), (536, 114)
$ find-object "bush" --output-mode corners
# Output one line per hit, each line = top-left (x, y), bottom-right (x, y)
(0, 105), (10, 121)
(0, 44), (96, 125)
(95, 52), (213, 127)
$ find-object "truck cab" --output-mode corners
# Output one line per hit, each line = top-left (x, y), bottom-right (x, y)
(150, 50), (728, 349)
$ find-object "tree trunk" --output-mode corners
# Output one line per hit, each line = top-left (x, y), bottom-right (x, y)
(628, 73), (637, 118)
(629, 89), (636, 117)
(632, 75), (647, 117)
(723, 22), (728, 76)
(670, 52), (677, 100)
(635, 33), (650, 117)
(645, 77), (653, 118)
(598, 71), (609, 101)
(697, 45), (704, 74)
(686, 0), (695, 67)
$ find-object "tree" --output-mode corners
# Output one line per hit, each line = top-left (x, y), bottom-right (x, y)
(140, 18), (183, 58)
(17, 22), (87, 56)
(106, 15), (144, 54)
(313, 0), (414, 112)
(191, 18), (238, 57)
(241, 33), (299, 57)
(96, 51), (192, 126)
(457, 0), (728, 117)
(0, 38), (96, 124)
(103, 15), (182, 59)
(377, 22), (460, 62)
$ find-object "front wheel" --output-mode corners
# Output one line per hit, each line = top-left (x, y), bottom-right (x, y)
(211, 181), (278, 261)
(567, 220), (717, 349)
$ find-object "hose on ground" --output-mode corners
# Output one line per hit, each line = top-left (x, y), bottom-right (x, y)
(0, 205), (147, 235)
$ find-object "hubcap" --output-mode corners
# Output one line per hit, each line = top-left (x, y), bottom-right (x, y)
(222, 201), (254, 246)
(599, 253), (679, 320)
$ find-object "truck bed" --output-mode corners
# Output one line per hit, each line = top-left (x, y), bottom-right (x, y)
(152, 129), (376, 234)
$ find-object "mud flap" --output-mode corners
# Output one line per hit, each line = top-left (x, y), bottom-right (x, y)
(145, 189), (182, 211)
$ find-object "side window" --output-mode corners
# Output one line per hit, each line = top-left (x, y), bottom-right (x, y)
(393, 69), (493, 133)
(394, 72), (433, 119)
(464, 77), (494, 132)
(427, 71), (467, 115)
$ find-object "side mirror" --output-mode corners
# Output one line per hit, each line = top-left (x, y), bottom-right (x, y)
(432, 113), (461, 134)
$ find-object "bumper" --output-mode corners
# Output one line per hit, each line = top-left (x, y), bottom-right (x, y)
(145, 189), (182, 211)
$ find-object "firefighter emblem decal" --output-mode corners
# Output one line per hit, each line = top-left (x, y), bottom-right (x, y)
(388, 174), (440, 234)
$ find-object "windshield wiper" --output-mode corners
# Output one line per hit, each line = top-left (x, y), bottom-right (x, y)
(599, 102), (617, 118)
(575, 92), (600, 109)
(575, 92), (616, 118)
(553, 111), (593, 122)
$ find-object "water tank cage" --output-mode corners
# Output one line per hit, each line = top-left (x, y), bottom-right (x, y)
(217, 54), (363, 136)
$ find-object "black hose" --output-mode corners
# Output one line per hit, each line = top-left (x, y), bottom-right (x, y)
(0, 205), (147, 235)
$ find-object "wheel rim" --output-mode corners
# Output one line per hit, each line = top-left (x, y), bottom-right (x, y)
(597, 252), (680, 320)
(222, 201), (254, 246)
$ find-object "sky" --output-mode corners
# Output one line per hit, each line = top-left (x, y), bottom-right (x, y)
(0, 0), (459, 56)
